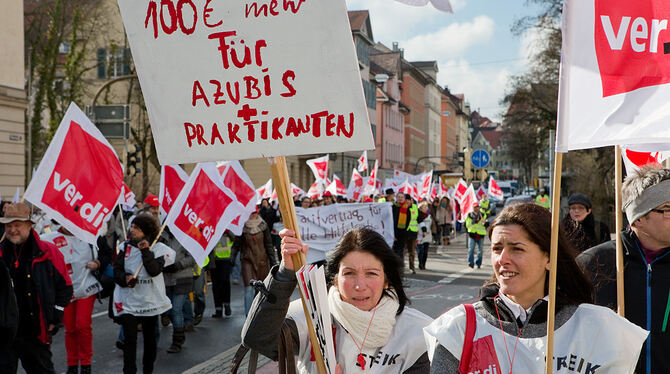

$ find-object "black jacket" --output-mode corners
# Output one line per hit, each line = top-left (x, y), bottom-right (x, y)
(577, 230), (670, 374)
(0, 230), (73, 345)
(562, 213), (610, 253)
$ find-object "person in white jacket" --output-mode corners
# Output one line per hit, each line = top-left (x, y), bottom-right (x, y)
(416, 202), (432, 270)
(112, 214), (174, 374)
(42, 227), (102, 374)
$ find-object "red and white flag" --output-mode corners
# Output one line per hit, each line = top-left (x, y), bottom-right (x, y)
(397, 179), (413, 194)
(119, 183), (137, 211)
(393, 0), (453, 13)
(459, 185), (478, 221)
(291, 183), (306, 197)
(326, 175), (347, 197)
(159, 165), (189, 217)
(431, 182), (438, 200)
(476, 185), (487, 201)
(357, 151), (368, 172)
(419, 171), (432, 199)
(556, 0), (670, 152)
(363, 160), (379, 195)
(165, 163), (245, 267)
(440, 179), (450, 197)
(307, 180), (325, 199)
(24, 103), (124, 244)
(453, 179), (468, 203)
(488, 176), (504, 201)
(621, 147), (670, 175)
(306, 155), (329, 182)
(347, 169), (365, 201)
(216, 160), (258, 236)
(256, 179), (273, 202)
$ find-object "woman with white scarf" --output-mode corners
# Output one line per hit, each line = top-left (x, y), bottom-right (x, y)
(242, 227), (432, 373)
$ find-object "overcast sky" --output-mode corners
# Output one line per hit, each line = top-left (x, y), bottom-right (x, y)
(345, 0), (544, 122)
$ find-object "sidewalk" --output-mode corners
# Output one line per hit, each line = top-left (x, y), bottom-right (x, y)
(183, 232), (488, 374)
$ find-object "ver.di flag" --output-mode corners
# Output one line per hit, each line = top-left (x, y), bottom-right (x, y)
(556, 0), (670, 152)
(159, 165), (189, 218)
(459, 185), (477, 221)
(488, 176), (504, 201)
(24, 103), (124, 245)
(216, 160), (258, 236)
(326, 175), (347, 197)
(165, 163), (245, 267)
(476, 185), (487, 201)
(306, 155), (329, 182)
(256, 179), (273, 202)
(453, 179), (468, 203)
(347, 169), (365, 201)
(362, 160), (379, 196)
(357, 150), (368, 172)
(621, 146), (670, 174)
(291, 183), (306, 198)
(119, 183), (137, 211)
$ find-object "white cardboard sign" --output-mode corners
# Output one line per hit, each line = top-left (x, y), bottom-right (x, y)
(118, 0), (374, 164)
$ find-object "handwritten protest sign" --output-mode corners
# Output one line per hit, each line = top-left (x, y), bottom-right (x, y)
(118, 0), (374, 165)
(295, 203), (394, 262)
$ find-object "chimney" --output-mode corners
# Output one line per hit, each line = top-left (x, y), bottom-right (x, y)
(393, 42), (398, 51)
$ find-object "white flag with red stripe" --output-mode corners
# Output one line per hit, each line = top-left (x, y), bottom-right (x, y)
(419, 171), (432, 199)
(165, 163), (245, 267)
(306, 155), (329, 182)
(326, 175), (347, 197)
(453, 179), (468, 203)
(488, 176), (503, 201)
(621, 147), (670, 175)
(256, 179), (273, 202)
(159, 165), (189, 217)
(357, 150), (368, 172)
(291, 183), (306, 198)
(119, 183), (137, 211)
(216, 160), (258, 236)
(363, 160), (379, 195)
(347, 169), (365, 201)
(459, 185), (478, 221)
(24, 103), (124, 245)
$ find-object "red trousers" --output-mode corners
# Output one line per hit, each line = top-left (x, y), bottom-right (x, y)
(63, 294), (96, 366)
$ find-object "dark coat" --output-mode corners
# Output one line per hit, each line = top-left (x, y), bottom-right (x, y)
(577, 230), (670, 374)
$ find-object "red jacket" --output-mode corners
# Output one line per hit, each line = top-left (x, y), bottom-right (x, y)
(0, 229), (73, 344)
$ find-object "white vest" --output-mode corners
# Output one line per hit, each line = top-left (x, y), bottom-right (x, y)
(112, 241), (175, 317)
(424, 303), (648, 374)
(287, 300), (432, 373)
(42, 232), (101, 300)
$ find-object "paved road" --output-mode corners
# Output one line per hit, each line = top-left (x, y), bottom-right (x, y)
(27, 233), (492, 374)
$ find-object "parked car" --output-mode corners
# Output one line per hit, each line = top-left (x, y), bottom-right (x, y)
(497, 181), (514, 200)
(522, 187), (537, 197)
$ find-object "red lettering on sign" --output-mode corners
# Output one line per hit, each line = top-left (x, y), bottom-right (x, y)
(280, 70), (297, 97)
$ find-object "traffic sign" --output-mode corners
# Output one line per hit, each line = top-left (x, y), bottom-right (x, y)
(471, 149), (490, 168)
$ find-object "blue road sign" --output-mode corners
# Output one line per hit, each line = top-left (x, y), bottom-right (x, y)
(471, 149), (490, 168)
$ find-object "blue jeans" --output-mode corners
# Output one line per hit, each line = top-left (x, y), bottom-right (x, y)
(166, 287), (188, 329)
(417, 242), (430, 268)
(232, 254), (242, 283)
(192, 272), (206, 316)
(468, 236), (483, 267)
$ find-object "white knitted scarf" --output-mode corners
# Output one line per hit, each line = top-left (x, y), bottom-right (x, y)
(328, 286), (399, 349)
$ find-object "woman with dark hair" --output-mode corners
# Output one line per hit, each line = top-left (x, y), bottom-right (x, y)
(242, 227), (432, 373)
(424, 203), (647, 374)
(113, 214), (175, 374)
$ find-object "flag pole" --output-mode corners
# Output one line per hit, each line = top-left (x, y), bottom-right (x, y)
(614, 146), (625, 316)
(133, 221), (168, 279)
(545, 151), (563, 374)
(269, 156), (328, 374)
(118, 204), (127, 240)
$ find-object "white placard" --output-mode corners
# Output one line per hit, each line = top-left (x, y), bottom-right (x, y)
(295, 203), (394, 253)
(118, 0), (374, 164)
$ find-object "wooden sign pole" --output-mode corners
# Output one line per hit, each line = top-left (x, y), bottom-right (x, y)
(545, 152), (563, 374)
(269, 156), (328, 374)
(133, 221), (168, 278)
(614, 146), (625, 316)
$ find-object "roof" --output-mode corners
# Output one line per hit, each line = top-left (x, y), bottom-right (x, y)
(347, 10), (368, 31)
(477, 127), (503, 149)
(369, 51), (402, 75)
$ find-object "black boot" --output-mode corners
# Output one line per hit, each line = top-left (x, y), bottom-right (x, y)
(212, 307), (223, 318)
(167, 327), (185, 353)
(66, 366), (78, 374)
(80, 365), (91, 374)
(224, 303), (232, 316)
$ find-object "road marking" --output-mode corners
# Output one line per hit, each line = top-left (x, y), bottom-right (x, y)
(438, 267), (475, 284)
(92, 311), (107, 319)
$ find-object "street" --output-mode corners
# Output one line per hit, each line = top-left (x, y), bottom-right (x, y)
(33, 233), (491, 374)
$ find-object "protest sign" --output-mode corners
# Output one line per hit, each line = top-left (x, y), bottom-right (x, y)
(159, 165), (189, 217)
(295, 203), (394, 258)
(117, 0), (373, 165)
(25, 103), (124, 244)
(556, 0), (670, 152)
(165, 163), (245, 267)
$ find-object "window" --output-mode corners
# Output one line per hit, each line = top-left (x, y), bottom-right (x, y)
(98, 47), (131, 79)
(362, 80), (377, 109)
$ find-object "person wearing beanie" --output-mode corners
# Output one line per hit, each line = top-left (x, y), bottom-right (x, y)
(112, 213), (175, 374)
(561, 193), (610, 253)
(577, 165), (670, 374)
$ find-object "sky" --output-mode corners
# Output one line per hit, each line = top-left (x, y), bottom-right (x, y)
(345, 0), (545, 122)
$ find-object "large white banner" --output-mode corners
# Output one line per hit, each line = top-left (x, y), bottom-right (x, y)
(556, 0), (670, 152)
(295, 203), (394, 255)
(118, 0), (374, 164)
